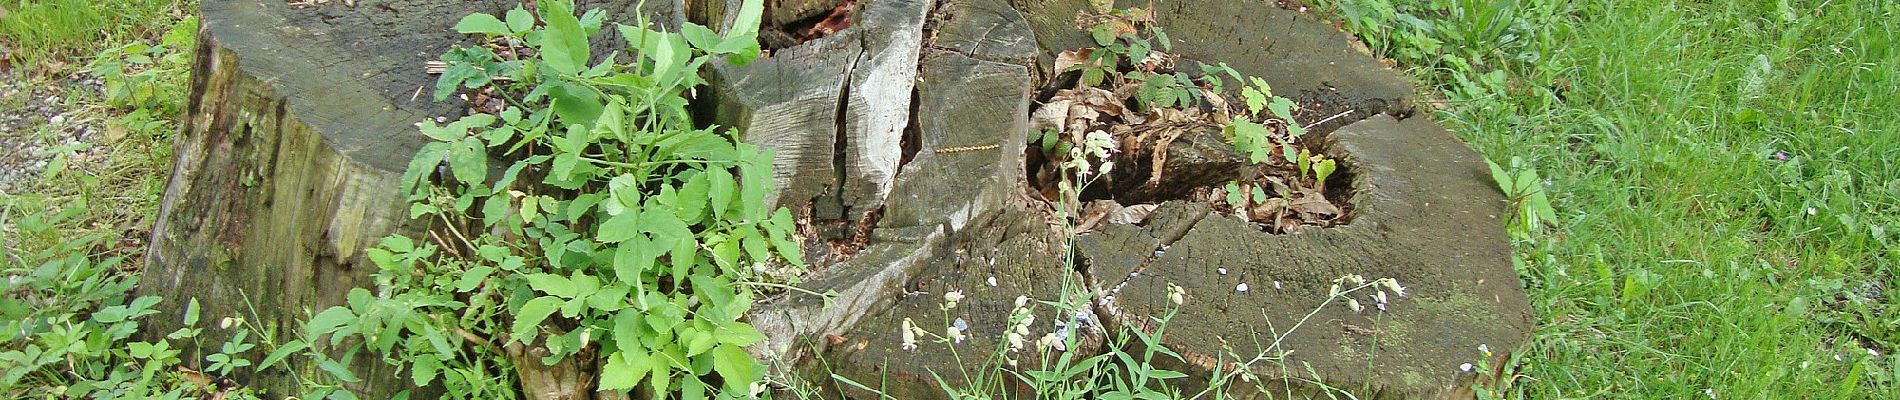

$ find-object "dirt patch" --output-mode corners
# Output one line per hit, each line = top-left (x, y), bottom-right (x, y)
(0, 71), (113, 193)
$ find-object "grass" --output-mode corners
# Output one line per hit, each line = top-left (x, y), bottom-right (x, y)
(2, 0), (1897, 398)
(1317, 0), (1899, 397)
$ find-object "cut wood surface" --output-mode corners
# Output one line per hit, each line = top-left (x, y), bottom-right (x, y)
(142, 0), (1529, 398)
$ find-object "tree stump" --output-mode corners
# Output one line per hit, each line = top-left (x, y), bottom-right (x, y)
(141, 0), (1531, 398)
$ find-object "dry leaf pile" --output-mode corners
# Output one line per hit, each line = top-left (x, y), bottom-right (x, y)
(1028, 6), (1350, 234)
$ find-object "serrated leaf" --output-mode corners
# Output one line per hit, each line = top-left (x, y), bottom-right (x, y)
(412, 354), (443, 386)
(512, 296), (564, 343)
(707, 169), (736, 219)
(596, 209), (641, 243)
(454, 13), (510, 35)
(710, 344), (759, 392)
(1241, 87), (1267, 115)
(1268, 97), (1297, 120)
(599, 350), (651, 391)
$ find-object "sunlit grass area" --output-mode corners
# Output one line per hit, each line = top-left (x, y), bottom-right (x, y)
(1318, 0), (1898, 397)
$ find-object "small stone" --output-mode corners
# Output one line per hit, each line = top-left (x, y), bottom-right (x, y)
(1236, 283), (1249, 293)
(1459, 363), (1473, 372)
(987, 276), (998, 287)
(1217, 267), (1227, 275)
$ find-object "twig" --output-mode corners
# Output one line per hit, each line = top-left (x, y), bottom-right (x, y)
(1302, 110), (1357, 131)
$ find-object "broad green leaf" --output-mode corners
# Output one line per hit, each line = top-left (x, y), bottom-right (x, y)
(681, 23), (721, 50)
(319, 358), (363, 383)
(549, 83), (604, 129)
(1268, 97), (1297, 120)
(454, 13), (510, 35)
(511, 296), (564, 343)
(525, 273), (579, 298)
(710, 344), (758, 392)
(713, 321), (765, 346)
(1485, 159), (1511, 194)
(1091, 24), (1117, 46)
(412, 354), (443, 386)
(729, 0), (765, 39)
(183, 298), (201, 326)
(450, 138), (488, 185)
(506, 7), (534, 33)
(538, 0), (590, 75)
(681, 325), (715, 357)
(678, 173), (711, 222)
(597, 209), (640, 243)
(258, 339), (309, 370)
(454, 267), (494, 291)
(599, 350), (651, 391)
(614, 237), (660, 283)
(1314, 158), (1337, 187)
(305, 307), (356, 339)
(707, 169), (736, 219)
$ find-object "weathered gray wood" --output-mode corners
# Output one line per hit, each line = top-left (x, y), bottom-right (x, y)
(1082, 116), (1532, 399)
(710, 0), (931, 238)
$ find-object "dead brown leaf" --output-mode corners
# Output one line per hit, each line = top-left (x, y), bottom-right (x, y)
(1031, 99), (1072, 135)
(1054, 48), (1095, 75)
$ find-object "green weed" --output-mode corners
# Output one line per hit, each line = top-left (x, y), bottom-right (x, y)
(1315, 0), (1900, 397)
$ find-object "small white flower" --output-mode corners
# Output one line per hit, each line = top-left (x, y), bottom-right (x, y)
(1479, 343), (1491, 356)
(1375, 291), (1388, 305)
(1328, 283), (1341, 297)
(1168, 284), (1186, 305)
(948, 326), (966, 344)
(219, 317), (235, 330)
(901, 318), (919, 351)
(944, 290), (964, 309)
(1037, 332), (1061, 351)
(1347, 298), (1363, 312)
(1382, 278), (1408, 298)
(1236, 282), (1250, 293)
(1016, 295), (1031, 309)
(1099, 161), (1115, 175)
(1007, 331), (1025, 352)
